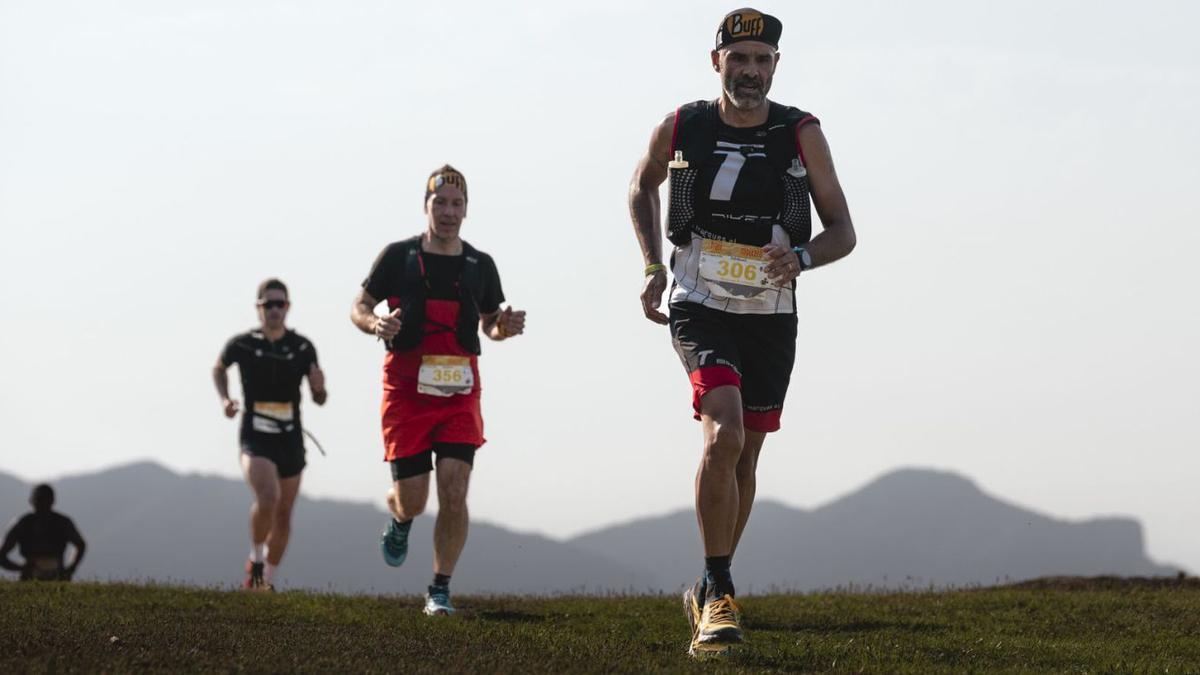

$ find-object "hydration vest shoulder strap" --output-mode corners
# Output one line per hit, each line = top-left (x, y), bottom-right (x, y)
(764, 102), (809, 172)
(457, 240), (485, 355)
(458, 240), (484, 307)
(390, 237), (428, 351)
(671, 100), (717, 165)
(402, 239), (423, 288)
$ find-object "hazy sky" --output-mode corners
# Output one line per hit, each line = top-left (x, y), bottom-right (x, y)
(2, 1), (1198, 572)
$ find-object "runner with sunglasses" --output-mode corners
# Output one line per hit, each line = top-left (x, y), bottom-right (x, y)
(213, 278), (327, 591)
(351, 165), (526, 616)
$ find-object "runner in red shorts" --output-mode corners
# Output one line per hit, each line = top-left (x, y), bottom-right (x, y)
(351, 165), (526, 616)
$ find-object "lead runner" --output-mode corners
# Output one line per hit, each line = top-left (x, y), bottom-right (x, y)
(628, 8), (857, 655)
(351, 165), (526, 616)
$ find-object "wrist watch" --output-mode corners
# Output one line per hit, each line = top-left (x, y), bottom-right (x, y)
(792, 246), (813, 271)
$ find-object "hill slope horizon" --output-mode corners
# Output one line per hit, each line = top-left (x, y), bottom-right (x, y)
(0, 461), (1181, 593)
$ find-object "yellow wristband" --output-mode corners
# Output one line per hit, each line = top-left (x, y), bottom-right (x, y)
(644, 263), (666, 276)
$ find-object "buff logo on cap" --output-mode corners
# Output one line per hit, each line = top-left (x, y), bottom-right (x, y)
(424, 165), (468, 203)
(726, 11), (764, 38)
(715, 8), (782, 50)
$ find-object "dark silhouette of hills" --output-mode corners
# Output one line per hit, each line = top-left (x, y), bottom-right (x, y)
(0, 463), (1180, 593)
(568, 468), (1180, 591)
(0, 462), (653, 594)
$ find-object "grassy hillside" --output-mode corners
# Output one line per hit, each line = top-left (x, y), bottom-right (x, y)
(3, 578), (1198, 672)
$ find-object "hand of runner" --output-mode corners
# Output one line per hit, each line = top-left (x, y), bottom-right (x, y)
(222, 397), (240, 418)
(641, 269), (669, 325)
(762, 243), (801, 287)
(498, 306), (527, 337)
(375, 308), (402, 341)
(309, 363), (327, 399)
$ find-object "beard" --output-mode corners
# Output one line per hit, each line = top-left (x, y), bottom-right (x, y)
(723, 72), (770, 110)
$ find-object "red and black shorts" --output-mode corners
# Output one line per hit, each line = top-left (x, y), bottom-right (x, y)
(669, 301), (797, 433)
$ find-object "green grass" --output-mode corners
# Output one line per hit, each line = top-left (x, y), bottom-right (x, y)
(3, 578), (1199, 673)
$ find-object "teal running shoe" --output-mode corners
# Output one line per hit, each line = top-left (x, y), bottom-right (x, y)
(424, 585), (455, 616)
(380, 519), (410, 567)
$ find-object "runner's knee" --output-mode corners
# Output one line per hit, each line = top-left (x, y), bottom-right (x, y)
(736, 433), (765, 480)
(394, 501), (425, 521)
(272, 503), (294, 527)
(396, 497), (425, 520)
(704, 420), (745, 467)
(439, 494), (468, 516)
(255, 489), (280, 514)
(393, 487), (427, 520)
(437, 480), (469, 513)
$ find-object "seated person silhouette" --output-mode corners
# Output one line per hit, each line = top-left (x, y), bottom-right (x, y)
(1, 484), (86, 581)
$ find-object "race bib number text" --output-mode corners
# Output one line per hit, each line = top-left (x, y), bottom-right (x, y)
(698, 239), (770, 300)
(418, 355), (474, 397)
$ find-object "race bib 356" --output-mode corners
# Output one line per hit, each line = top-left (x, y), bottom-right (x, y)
(417, 355), (474, 397)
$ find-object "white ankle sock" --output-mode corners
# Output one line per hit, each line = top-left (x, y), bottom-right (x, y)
(264, 563), (277, 585)
(250, 542), (265, 563)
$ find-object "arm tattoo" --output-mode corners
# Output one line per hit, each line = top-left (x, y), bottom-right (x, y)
(629, 186), (662, 265)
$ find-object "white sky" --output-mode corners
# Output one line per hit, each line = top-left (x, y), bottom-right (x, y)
(2, 1), (1198, 571)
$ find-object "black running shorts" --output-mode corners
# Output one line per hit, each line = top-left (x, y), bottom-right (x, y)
(240, 433), (307, 479)
(389, 442), (476, 481)
(668, 301), (797, 432)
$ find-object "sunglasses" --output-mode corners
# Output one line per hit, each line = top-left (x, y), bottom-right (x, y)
(257, 299), (289, 310)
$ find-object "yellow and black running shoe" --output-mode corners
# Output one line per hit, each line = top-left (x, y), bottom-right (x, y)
(691, 594), (744, 655)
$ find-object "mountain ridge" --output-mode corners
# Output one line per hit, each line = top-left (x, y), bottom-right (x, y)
(0, 461), (1181, 593)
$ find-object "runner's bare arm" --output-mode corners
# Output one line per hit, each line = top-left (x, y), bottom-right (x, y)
(212, 358), (238, 418)
(481, 307), (526, 340)
(629, 113), (675, 325)
(796, 123), (856, 267)
(630, 113), (674, 266)
(64, 525), (85, 577)
(307, 362), (327, 406)
(351, 289), (401, 340)
(0, 525), (21, 572)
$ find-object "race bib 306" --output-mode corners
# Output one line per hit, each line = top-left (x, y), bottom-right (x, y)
(698, 239), (771, 300)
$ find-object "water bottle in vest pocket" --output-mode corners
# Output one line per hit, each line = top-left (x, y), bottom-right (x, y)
(667, 151), (698, 246)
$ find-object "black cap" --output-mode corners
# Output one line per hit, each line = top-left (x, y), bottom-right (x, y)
(714, 8), (782, 51)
